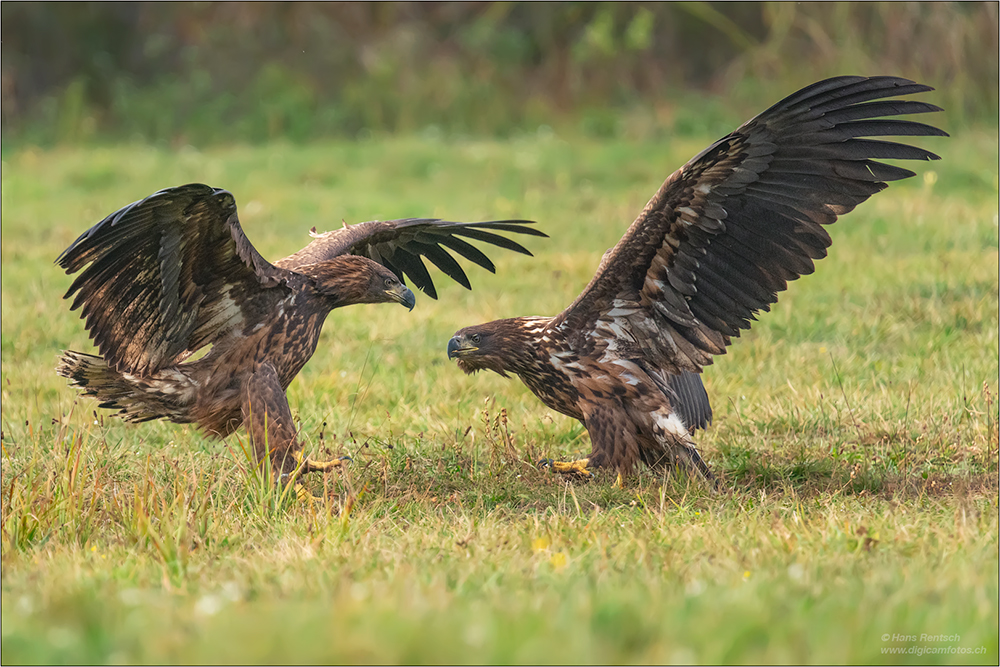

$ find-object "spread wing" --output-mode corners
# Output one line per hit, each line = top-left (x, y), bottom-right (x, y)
(275, 218), (547, 299)
(554, 76), (946, 374)
(57, 183), (296, 376)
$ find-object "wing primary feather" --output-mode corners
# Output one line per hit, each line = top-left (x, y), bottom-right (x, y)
(808, 82), (935, 114)
(459, 221), (549, 237)
(406, 241), (472, 290)
(818, 100), (945, 124)
(436, 235), (498, 273)
(389, 247), (438, 298)
(450, 228), (534, 255)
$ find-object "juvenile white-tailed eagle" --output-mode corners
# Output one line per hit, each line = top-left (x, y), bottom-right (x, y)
(57, 183), (545, 482)
(448, 76), (946, 485)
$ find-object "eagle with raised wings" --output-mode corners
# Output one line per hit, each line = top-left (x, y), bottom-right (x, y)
(447, 76), (946, 486)
(57, 184), (544, 482)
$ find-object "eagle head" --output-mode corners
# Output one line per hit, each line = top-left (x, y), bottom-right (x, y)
(447, 317), (548, 378)
(307, 256), (416, 310)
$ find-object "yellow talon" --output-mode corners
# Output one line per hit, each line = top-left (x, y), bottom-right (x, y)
(295, 483), (314, 503)
(539, 457), (594, 479)
(303, 455), (351, 473)
(275, 450), (350, 492)
(294, 483), (329, 504)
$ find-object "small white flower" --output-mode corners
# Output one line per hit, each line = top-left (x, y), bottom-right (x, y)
(195, 594), (223, 617)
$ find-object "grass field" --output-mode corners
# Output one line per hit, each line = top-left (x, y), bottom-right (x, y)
(1, 122), (998, 663)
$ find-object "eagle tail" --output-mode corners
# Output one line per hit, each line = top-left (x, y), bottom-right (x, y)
(664, 371), (713, 432)
(640, 438), (718, 489)
(672, 442), (717, 488)
(56, 351), (195, 425)
(639, 363), (714, 432)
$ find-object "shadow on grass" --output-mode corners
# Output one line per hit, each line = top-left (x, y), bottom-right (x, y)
(298, 421), (998, 520)
(714, 437), (998, 502)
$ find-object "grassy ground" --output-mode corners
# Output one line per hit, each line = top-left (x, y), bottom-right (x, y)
(1, 123), (997, 663)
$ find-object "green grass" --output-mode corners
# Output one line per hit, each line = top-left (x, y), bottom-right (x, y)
(1, 126), (998, 664)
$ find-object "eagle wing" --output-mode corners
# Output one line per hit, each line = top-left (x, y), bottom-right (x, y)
(275, 218), (547, 299)
(554, 76), (946, 374)
(57, 183), (296, 377)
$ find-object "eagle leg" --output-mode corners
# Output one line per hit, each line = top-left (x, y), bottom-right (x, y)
(242, 362), (349, 487)
(538, 457), (594, 479)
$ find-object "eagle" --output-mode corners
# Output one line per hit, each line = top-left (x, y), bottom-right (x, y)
(57, 183), (545, 482)
(447, 76), (946, 486)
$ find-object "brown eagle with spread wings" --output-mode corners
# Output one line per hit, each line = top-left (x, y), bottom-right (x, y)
(448, 76), (946, 486)
(57, 184), (544, 482)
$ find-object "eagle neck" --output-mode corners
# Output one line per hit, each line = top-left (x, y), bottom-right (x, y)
(296, 257), (378, 311)
(495, 316), (555, 376)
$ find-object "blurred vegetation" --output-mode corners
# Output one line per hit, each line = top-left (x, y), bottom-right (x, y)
(2, 1), (997, 147)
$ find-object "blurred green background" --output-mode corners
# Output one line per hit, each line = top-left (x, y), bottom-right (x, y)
(2, 1), (997, 148)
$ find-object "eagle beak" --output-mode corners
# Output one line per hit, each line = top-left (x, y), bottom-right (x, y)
(388, 284), (416, 311)
(447, 336), (477, 359)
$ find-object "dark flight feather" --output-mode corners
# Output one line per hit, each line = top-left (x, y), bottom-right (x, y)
(275, 217), (546, 299)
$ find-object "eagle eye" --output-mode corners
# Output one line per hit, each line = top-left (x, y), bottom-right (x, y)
(471, 333), (481, 344)
(384, 277), (393, 288)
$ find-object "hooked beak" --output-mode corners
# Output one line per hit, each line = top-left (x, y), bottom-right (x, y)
(447, 335), (477, 359)
(388, 284), (416, 311)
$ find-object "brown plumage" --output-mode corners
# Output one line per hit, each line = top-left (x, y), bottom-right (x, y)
(57, 183), (545, 480)
(448, 76), (946, 484)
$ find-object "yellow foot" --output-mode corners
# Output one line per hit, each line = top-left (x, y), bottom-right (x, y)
(294, 483), (322, 504)
(277, 452), (351, 488)
(303, 454), (352, 474)
(538, 457), (594, 480)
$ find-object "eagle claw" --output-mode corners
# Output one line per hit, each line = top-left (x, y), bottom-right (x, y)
(279, 451), (351, 486)
(303, 454), (352, 473)
(538, 457), (594, 479)
(294, 483), (323, 504)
